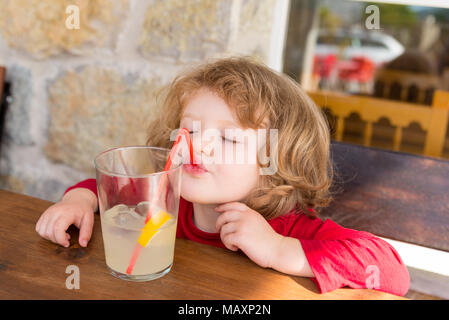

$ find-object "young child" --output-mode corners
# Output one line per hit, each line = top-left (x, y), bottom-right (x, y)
(35, 56), (410, 296)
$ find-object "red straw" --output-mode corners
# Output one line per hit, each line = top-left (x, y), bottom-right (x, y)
(126, 128), (194, 275)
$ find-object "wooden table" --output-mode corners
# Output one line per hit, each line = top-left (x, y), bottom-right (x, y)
(322, 141), (449, 252)
(0, 189), (404, 300)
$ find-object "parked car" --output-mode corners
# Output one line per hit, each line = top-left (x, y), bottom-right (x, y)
(315, 29), (405, 66)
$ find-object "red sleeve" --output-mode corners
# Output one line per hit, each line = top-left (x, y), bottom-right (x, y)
(63, 177), (177, 218)
(63, 178), (98, 198)
(63, 177), (146, 210)
(271, 213), (410, 296)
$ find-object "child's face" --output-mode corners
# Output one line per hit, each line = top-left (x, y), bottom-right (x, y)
(179, 88), (261, 205)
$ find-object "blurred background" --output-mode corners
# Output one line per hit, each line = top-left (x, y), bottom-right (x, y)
(284, 0), (449, 160)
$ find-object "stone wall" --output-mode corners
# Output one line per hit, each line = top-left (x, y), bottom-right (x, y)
(0, 0), (284, 202)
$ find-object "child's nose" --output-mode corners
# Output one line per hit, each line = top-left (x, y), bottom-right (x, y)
(202, 142), (214, 158)
(191, 133), (215, 159)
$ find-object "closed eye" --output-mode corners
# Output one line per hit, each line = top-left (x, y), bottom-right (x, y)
(187, 130), (238, 144)
(222, 136), (237, 144)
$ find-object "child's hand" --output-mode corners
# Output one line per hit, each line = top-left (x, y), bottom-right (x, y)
(215, 202), (284, 269)
(35, 188), (97, 248)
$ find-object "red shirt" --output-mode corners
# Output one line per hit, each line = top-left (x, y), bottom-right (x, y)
(65, 179), (410, 296)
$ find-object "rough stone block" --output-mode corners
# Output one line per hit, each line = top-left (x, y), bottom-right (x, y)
(139, 0), (232, 62)
(4, 65), (34, 146)
(44, 66), (164, 175)
(0, 0), (129, 58)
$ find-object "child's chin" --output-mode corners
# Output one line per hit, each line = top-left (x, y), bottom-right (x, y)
(181, 189), (210, 204)
(181, 188), (228, 205)
(181, 190), (242, 205)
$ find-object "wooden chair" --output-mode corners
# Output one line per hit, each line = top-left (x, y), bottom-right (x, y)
(322, 141), (449, 299)
(373, 69), (442, 105)
(308, 89), (449, 158)
(0, 67), (4, 102)
(0, 66), (6, 157)
(443, 68), (449, 92)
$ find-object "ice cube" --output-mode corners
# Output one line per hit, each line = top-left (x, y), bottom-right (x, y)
(129, 207), (145, 219)
(107, 204), (145, 228)
(115, 204), (130, 213)
(113, 212), (130, 226)
(103, 204), (128, 225)
(135, 201), (151, 218)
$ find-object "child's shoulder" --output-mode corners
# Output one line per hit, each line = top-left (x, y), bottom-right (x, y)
(269, 207), (321, 223)
(268, 207), (323, 237)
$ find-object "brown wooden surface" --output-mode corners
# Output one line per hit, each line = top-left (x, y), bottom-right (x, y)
(322, 141), (449, 252)
(0, 189), (404, 300)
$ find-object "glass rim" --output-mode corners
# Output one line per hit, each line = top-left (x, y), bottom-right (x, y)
(94, 145), (183, 178)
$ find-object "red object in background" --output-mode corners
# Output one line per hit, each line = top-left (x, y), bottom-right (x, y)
(313, 54), (337, 79)
(337, 56), (375, 83)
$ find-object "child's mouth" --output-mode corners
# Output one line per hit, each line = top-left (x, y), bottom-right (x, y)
(183, 163), (208, 175)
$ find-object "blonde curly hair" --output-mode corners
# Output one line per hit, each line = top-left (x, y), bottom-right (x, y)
(146, 56), (334, 219)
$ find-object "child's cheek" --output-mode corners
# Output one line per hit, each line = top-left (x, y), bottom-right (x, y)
(221, 143), (249, 165)
(219, 162), (258, 186)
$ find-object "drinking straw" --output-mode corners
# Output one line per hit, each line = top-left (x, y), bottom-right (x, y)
(125, 128), (194, 275)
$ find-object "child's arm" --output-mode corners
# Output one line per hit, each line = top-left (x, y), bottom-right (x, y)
(64, 177), (168, 212)
(272, 217), (410, 296)
(36, 179), (98, 247)
(269, 236), (314, 277)
(215, 202), (410, 296)
(62, 187), (98, 213)
(64, 178), (98, 201)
